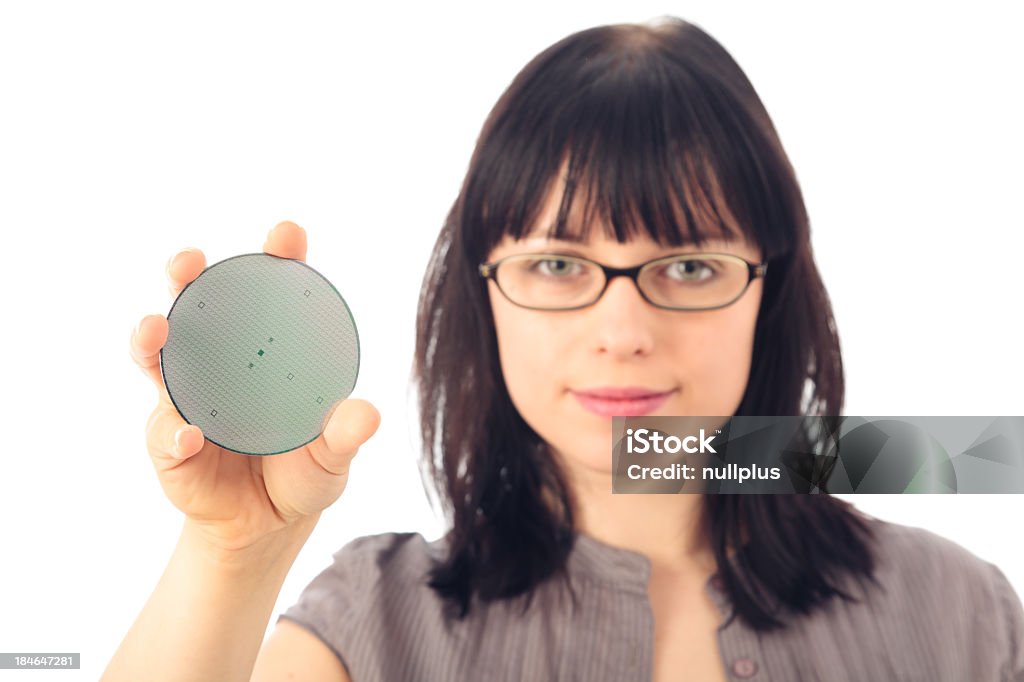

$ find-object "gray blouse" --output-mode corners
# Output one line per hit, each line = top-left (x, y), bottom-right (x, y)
(278, 517), (1024, 681)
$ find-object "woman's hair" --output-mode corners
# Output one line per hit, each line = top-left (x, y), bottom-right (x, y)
(413, 17), (878, 631)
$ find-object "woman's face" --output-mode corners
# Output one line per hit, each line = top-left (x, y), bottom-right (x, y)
(485, 189), (764, 480)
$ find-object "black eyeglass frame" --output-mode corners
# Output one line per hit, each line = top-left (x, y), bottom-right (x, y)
(478, 252), (769, 312)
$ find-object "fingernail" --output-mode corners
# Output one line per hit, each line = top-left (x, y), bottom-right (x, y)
(135, 316), (148, 337)
(174, 427), (188, 456)
(168, 248), (199, 270)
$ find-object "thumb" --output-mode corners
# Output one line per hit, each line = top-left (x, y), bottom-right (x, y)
(307, 398), (381, 475)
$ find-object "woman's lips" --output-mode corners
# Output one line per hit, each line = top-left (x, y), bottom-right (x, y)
(571, 389), (676, 417)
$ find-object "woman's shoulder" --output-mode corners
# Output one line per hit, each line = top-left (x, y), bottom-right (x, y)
(277, 531), (465, 679)
(865, 515), (1018, 601)
(815, 515), (1024, 678)
(326, 530), (444, 580)
(282, 531), (445, 616)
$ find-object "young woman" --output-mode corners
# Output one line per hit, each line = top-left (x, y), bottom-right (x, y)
(105, 17), (1023, 682)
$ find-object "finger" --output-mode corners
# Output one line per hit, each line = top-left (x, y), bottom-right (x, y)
(306, 398), (381, 476)
(146, 402), (205, 468)
(166, 248), (207, 299)
(130, 314), (170, 392)
(263, 221), (308, 262)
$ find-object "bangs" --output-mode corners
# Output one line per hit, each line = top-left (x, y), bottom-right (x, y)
(467, 21), (797, 261)
(540, 134), (749, 249)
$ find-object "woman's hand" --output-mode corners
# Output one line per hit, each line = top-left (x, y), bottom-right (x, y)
(128, 221), (381, 554)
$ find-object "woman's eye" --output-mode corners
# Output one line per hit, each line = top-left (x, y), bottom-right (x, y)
(533, 258), (580, 277)
(666, 259), (715, 281)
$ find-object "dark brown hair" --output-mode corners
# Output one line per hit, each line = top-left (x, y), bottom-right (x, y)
(413, 17), (878, 631)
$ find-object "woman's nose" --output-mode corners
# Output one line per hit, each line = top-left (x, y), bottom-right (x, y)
(588, 276), (658, 358)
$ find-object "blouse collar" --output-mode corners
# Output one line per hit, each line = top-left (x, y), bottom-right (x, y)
(569, 532), (733, 612)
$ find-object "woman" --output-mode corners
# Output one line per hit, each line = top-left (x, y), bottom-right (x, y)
(105, 17), (1023, 682)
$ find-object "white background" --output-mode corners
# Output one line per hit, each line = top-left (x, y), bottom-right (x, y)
(1, 2), (1022, 679)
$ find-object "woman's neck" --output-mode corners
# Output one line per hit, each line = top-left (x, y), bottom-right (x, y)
(567, 465), (717, 576)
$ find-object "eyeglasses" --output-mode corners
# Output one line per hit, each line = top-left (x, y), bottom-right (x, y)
(478, 252), (768, 311)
